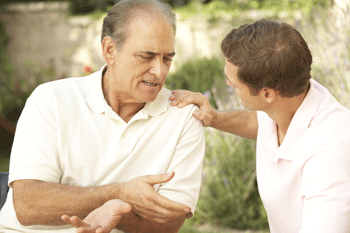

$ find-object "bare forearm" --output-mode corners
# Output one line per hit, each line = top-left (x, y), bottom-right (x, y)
(169, 90), (258, 139)
(117, 211), (185, 233)
(12, 179), (118, 226)
(211, 110), (258, 140)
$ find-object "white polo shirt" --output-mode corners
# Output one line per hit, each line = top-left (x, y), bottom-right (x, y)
(0, 66), (205, 233)
(257, 79), (350, 233)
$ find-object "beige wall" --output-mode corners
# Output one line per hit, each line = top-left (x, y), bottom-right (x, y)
(0, 2), (104, 79)
(0, 2), (235, 79)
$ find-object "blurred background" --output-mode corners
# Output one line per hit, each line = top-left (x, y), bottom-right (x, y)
(0, 0), (349, 232)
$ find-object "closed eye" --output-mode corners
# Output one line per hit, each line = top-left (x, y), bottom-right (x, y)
(164, 57), (173, 61)
(140, 55), (152, 60)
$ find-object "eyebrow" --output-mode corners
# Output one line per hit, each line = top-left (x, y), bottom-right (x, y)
(140, 51), (176, 57)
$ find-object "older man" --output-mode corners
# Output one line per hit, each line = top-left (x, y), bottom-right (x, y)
(0, 1), (205, 232)
(171, 19), (350, 232)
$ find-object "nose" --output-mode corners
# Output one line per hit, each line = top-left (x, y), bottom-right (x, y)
(150, 59), (167, 78)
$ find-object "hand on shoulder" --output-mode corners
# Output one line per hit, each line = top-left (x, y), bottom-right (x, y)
(169, 90), (217, 127)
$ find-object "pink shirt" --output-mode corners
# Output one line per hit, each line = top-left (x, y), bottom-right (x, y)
(257, 79), (350, 233)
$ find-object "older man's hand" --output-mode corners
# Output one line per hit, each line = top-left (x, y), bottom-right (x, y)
(62, 199), (131, 233)
(118, 171), (192, 224)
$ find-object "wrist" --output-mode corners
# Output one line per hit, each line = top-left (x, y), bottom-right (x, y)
(210, 110), (219, 129)
(98, 182), (123, 203)
(115, 182), (126, 201)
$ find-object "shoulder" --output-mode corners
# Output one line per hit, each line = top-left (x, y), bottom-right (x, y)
(162, 88), (200, 114)
(31, 76), (90, 98)
(308, 84), (350, 145)
(27, 74), (97, 112)
(158, 88), (203, 134)
(296, 89), (350, 166)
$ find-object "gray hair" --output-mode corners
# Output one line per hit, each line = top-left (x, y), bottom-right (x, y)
(101, 0), (176, 51)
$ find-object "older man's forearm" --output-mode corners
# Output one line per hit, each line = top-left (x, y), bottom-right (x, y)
(12, 179), (118, 226)
(117, 211), (186, 233)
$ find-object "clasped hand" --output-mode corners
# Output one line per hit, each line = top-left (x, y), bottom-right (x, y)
(119, 171), (192, 223)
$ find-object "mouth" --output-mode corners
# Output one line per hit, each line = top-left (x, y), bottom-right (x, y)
(142, 81), (158, 86)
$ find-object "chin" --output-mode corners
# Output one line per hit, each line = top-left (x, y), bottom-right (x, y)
(142, 95), (158, 103)
(241, 103), (251, 110)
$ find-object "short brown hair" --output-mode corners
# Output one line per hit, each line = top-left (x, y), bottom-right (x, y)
(221, 19), (312, 97)
(101, 0), (176, 51)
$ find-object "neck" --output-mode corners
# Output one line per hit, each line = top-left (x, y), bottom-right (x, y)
(267, 88), (309, 145)
(102, 68), (145, 123)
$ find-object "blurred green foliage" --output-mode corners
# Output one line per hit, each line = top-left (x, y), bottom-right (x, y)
(0, 20), (54, 157)
(195, 130), (268, 229)
(0, 0), (114, 14)
(166, 57), (225, 109)
(0, 19), (15, 159)
(174, 0), (333, 18)
(0, 0), (334, 15)
(296, 6), (350, 109)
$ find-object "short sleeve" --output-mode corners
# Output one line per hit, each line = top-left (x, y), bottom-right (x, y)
(157, 105), (205, 213)
(9, 85), (61, 186)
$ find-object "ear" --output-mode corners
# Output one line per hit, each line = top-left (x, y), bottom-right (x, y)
(260, 88), (276, 104)
(102, 36), (117, 65)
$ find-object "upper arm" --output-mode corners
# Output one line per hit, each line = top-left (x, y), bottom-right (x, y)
(158, 105), (205, 213)
(9, 85), (61, 185)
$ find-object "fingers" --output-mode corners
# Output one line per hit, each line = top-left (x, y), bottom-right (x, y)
(144, 171), (175, 186)
(185, 212), (193, 219)
(94, 215), (123, 233)
(170, 90), (206, 108)
(142, 172), (192, 212)
(61, 215), (90, 228)
(106, 199), (132, 216)
(133, 203), (190, 224)
(62, 200), (131, 233)
(142, 172), (192, 214)
(131, 192), (191, 223)
(128, 186), (191, 223)
(119, 172), (192, 224)
(170, 90), (216, 127)
(153, 194), (190, 213)
(192, 109), (202, 120)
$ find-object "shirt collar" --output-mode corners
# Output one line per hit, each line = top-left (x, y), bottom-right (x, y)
(278, 79), (322, 161)
(86, 65), (107, 114)
(86, 64), (169, 117)
(144, 88), (169, 117)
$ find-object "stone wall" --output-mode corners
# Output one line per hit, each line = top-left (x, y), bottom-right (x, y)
(0, 2), (104, 79)
(0, 2), (235, 79)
